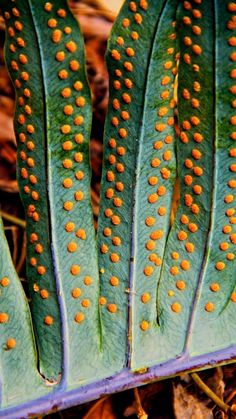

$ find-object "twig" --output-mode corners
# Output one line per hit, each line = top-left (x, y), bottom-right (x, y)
(133, 388), (148, 419)
(0, 210), (26, 229)
(82, 396), (110, 419)
(191, 372), (235, 416)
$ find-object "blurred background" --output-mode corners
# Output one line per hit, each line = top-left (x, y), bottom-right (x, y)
(0, 1), (236, 418)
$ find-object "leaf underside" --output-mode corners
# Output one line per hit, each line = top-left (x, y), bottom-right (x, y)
(1, 0), (236, 415)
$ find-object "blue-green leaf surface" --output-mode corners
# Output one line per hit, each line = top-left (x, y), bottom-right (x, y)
(1, 0), (236, 416)
(1, 0), (102, 387)
(0, 218), (48, 407)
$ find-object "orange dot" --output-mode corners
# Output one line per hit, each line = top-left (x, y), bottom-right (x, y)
(99, 297), (107, 306)
(120, 111), (130, 121)
(231, 292), (236, 302)
(140, 320), (149, 331)
(228, 2), (236, 12)
(184, 175), (193, 186)
(193, 134), (203, 145)
(176, 281), (186, 290)
(134, 12), (142, 24)
(76, 97), (86, 107)
(119, 128), (128, 138)
(110, 253), (120, 263)
(35, 244), (43, 254)
(229, 37), (236, 46)
(48, 18), (57, 28)
(150, 230), (163, 240)
(141, 293), (151, 304)
(192, 8), (202, 18)
(71, 288), (81, 299)
(37, 266), (46, 275)
(205, 302), (214, 312)
(178, 231), (187, 241)
(140, 0), (148, 10)
(124, 78), (133, 88)
(67, 242), (78, 253)
(112, 99), (120, 110)
(185, 194), (193, 207)
(63, 178), (73, 188)
(44, 316), (53, 325)
(75, 312), (85, 323)
(193, 166), (203, 176)
(0, 312), (8, 323)
(66, 41), (77, 52)
(192, 44), (202, 55)
(226, 208), (235, 217)
(61, 88), (71, 98)
(144, 266), (154, 276)
(40, 289), (49, 299)
(215, 261), (225, 271)
(230, 233), (236, 244)
(145, 217), (156, 227)
(74, 115), (84, 126)
(15, 21), (23, 31)
(58, 69), (68, 80)
(30, 257), (37, 267)
(57, 8), (67, 17)
(55, 51), (65, 62)
(75, 229), (86, 240)
(107, 303), (117, 313)
(158, 207), (166, 216)
(52, 29), (62, 43)
(74, 81), (83, 91)
(171, 302), (182, 313)
(146, 240), (155, 251)
(131, 31), (139, 40)
(115, 182), (124, 192)
(1, 277), (10, 287)
(111, 215), (120, 225)
(181, 260), (190, 271)
(124, 61), (133, 72)
(193, 185), (202, 195)
(100, 244), (109, 254)
(6, 338), (16, 349)
(21, 71), (29, 81)
(82, 276), (91, 287)
(74, 191), (84, 201)
(148, 176), (158, 186)
(81, 299), (90, 308)
(122, 93), (132, 103)
(209, 283), (220, 292)
(170, 266), (179, 276)
(151, 158), (161, 168)
(172, 252), (179, 260)
(109, 276), (119, 287)
(63, 105), (74, 116)
(224, 194), (234, 203)
(117, 146), (126, 156)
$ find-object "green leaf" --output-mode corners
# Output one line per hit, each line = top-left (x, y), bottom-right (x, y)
(0, 218), (48, 407)
(1, 0), (236, 415)
(97, 0), (178, 372)
(2, 0), (102, 386)
(187, 0), (236, 357)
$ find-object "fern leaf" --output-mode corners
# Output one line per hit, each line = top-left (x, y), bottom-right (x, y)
(97, 0), (179, 372)
(2, 0), (101, 386)
(0, 218), (48, 407)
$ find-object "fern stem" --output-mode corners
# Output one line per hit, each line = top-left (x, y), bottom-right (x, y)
(191, 373), (231, 415)
(133, 388), (148, 419)
(0, 211), (26, 229)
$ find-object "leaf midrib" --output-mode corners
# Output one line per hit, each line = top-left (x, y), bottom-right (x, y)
(128, 0), (174, 366)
